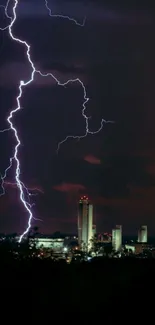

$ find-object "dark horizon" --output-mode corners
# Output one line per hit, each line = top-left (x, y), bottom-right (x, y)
(1, 231), (155, 241)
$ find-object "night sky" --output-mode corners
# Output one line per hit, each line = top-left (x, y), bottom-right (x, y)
(0, 0), (155, 236)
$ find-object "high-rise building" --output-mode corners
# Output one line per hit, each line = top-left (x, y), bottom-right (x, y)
(78, 196), (93, 251)
(112, 225), (122, 252)
(138, 225), (147, 243)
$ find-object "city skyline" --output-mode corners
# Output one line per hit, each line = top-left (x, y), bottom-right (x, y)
(0, 194), (151, 239)
(0, 1), (155, 235)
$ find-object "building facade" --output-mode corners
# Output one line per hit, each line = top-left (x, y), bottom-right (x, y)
(78, 196), (93, 251)
(112, 225), (122, 252)
(138, 225), (147, 243)
(34, 238), (64, 252)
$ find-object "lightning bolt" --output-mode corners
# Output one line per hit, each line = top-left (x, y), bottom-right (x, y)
(0, 157), (13, 196)
(0, 0), (12, 30)
(1, 180), (44, 195)
(0, 0), (113, 242)
(44, 0), (86, 26)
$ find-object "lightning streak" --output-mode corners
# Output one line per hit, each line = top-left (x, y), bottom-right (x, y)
(0, 0), (113, 242)
(0, 157), (13, 196)
(1, 180), (44, 195)
(0, 0), (12, 30)
(44, 0), (86, 26)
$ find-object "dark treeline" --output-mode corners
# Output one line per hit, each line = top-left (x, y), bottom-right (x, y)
(0, 233), (154, 318)
(0, 254), (154, 319)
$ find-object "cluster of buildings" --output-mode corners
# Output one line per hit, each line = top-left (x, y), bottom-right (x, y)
(9, 196), (151, 259)
(77, 196), (148, 254)
(112, 225), (148, 253)
(1, 196), (153, 261)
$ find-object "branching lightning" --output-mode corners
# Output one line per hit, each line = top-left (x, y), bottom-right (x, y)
(1, 180), (44, 196)
(0, 0), (113, 242)
(0, 157), (13, 196)
(44, 0), (86, 26)
(0, 0), (12, 30)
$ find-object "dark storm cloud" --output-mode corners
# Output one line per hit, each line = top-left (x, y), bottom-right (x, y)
(95, 185), (155, 234)
(16, 0), (153, 25)
(0, 0), (155, 235)
(53, 182), (86, 192)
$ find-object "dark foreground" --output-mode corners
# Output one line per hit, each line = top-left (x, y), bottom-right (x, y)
(0, 258), (154, 319)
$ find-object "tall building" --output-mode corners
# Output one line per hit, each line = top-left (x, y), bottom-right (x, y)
(112, 225), (122, 252)
(78, 196), (93, 251)
(138, 225), (147, 243)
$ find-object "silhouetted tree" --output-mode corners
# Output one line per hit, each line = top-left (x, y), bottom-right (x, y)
(19, 226), (40, 259)
(104, 245), (113, 257)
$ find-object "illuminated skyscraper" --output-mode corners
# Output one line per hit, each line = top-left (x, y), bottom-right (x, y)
(112, 225), (122, 252)
(78, 196), (93, 251)
(138, 225), (147, 243)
